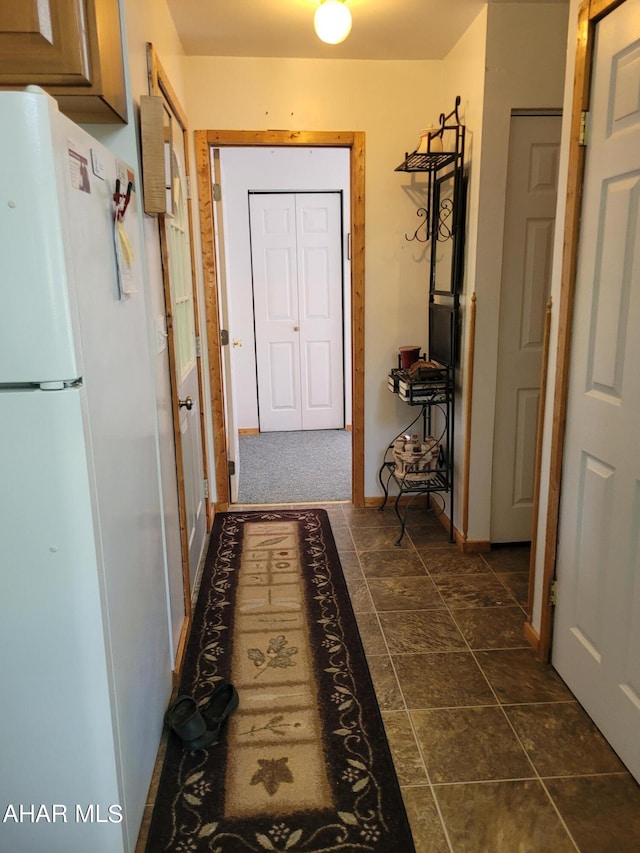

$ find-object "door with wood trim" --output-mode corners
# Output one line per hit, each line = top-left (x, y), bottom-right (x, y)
(492, 115), (561, 543)
(552, 0), (640, 782)
(148, 46), (209, 651)
(163, 116), (206, 596)
(250, 192), (344, 432)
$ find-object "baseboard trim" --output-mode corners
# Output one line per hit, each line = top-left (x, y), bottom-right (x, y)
(238, 428), (259, 435)
(364, 496), (383, 507)
(523, 621), (540, 654)
(428, 497), (490, 553)
(456, 535), (491, 553)
(364, 495), (490, 553)
(172, 615), (192, 687)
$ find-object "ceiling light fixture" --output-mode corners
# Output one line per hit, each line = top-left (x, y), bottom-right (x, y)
(314, 0), (352, 45)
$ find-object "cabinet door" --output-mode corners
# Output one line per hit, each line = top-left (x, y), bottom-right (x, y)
(0, 1), (90, 85)
(0, 0), (127, 123)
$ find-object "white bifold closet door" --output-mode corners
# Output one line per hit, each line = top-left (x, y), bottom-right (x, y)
(250, 192), (344, 432)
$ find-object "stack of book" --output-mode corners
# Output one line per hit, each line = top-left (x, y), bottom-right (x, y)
(388, 362), (449, 404)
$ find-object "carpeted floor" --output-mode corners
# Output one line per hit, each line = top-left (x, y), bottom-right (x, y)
(145, 509), (415, 852)
(237, 430), (351, 504)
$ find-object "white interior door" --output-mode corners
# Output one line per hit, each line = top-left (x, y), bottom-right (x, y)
(553, 0), (640, 782)
(164, 126), (206, 594)
(492, 115), (561, 543)
(250, 192), (344, 432)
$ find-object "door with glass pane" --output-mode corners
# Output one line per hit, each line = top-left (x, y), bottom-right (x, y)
(163, 128), (206, 596)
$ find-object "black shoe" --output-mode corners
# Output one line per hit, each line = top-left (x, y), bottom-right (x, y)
(164, 695), (219, 751)
(201, 683), (239, 740)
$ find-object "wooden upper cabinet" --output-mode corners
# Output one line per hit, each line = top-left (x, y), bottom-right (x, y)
(0, 0), (127, 123)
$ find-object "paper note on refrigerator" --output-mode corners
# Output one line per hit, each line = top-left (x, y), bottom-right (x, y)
(114, 216), (137, 297)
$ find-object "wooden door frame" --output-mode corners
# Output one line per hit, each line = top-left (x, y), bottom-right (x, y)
(147, 44), (211, 681)
(194, 130), (366, 509)
(535, 0), (627, 660)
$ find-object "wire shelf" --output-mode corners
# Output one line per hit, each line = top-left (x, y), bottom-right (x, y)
(395, 150), (457, 173)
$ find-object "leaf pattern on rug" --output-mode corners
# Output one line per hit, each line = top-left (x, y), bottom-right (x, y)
(248, 635), (298, 678)
(250, 757), (294, 796)
(256, 535), (289, 548)
(238, 715), (303, 738)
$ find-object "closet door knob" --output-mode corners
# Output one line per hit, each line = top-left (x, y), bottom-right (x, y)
(293, 325), (300, 332)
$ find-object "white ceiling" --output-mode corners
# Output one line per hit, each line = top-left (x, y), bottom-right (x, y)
(165, 0), (568, 61)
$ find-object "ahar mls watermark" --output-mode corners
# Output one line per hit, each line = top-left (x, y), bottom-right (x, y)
(2, 804), (123, 824)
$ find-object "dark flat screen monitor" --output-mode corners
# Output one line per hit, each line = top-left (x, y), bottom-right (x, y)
(429, 301), (455, 367)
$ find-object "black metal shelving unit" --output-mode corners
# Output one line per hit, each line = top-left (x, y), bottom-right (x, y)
(379, 96), (467, 545)
(379, 363), (454, 545)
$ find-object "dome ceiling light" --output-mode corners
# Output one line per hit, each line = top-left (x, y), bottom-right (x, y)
(314, 0), (352, 45)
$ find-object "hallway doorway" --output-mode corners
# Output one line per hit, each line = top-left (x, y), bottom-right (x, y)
(195, 130), (365, 510)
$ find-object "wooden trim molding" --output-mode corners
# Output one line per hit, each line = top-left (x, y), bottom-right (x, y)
(457, 538), (491, 554)
(526, 296), (552, 631)
(538, 0), (621, 661)
(195, 129), (366, 509)
(524, 621), (541, 654)
(171, 617), (192, 687)
(461, 293), (477, 542)
(195, 130), (230, 509)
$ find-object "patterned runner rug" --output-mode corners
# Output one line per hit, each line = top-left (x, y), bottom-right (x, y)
(145, 508), (415, 852)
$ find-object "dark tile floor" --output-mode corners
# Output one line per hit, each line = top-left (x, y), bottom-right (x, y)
(136, 501), (640, 853)
(321, 502), (640, 853)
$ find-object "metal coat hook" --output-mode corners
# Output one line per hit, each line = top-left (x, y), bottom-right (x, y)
(405, 207), (430, 243)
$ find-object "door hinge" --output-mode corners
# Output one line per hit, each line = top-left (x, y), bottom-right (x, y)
(549, 579), (558, 606)
(220, 329), (229, 346)
(228, 459), (236, 476)
(579, 110), (589, 147)
(213, 182), (222, 202)
(203, 478), (209, 499)
(186, 175), (192, 199)
(195, 335), (201, 357)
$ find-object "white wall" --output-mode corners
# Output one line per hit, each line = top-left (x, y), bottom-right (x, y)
(217, 147), (351, 430)
(184, 57), (444, 498)
(531, 0), (580, 631)
(81, 0), (189, 845)
(439, 8), (488, 534)
(89, 0), (190, 664)
(119, 0), (188, 662)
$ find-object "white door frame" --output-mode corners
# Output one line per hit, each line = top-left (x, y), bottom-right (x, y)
(195, 130), (366, 509)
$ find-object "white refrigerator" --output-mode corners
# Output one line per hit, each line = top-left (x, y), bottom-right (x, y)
(0, 89), (170, 852)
